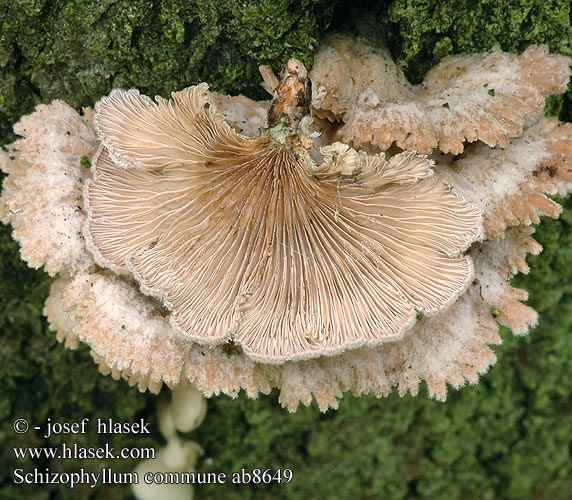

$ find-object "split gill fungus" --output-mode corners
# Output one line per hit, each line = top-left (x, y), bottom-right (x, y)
(86, 64), (481, 363)
(2, 37), (571, 410)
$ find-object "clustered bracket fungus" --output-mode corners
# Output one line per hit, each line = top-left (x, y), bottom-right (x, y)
(1, 37), (571, 411)
(312, 36), (571, 155)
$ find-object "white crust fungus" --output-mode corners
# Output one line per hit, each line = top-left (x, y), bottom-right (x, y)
(0, 102), (97, 275)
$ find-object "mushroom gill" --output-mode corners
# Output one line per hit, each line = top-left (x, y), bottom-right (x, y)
(85, 83), (482, 363)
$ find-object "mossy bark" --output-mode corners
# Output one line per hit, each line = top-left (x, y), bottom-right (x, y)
(0, 0), (333, 143)
(1, 1), (571, 499)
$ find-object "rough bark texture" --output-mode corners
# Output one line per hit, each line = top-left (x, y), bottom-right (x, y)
(1, 1), (571, 499)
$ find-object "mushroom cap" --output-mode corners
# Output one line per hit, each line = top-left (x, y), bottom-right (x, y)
(311, 36), (571, 154)
(170, 384), (208, 434)
(85, 84), (482, 363)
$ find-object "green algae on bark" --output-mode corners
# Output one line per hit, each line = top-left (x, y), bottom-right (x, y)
(1, 1), (571, 498)
(0, 0), (333, 144)
(387, 0), (572, 83)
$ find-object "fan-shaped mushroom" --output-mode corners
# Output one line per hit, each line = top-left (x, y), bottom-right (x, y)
(85, 81), (481, 362)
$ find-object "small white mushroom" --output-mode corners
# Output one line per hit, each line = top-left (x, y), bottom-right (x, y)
(132, 386), (205, 500)
(132, 440), (201, 500)
(171, 383), (208, 434)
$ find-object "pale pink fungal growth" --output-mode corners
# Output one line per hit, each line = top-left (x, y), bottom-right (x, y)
(2, 39), (571, 411)
(436, 117), (572, 240)
(311, 36), (571, 154)
(0, 102), (97, 276)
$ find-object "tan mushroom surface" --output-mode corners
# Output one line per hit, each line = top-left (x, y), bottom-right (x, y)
(86, 84), (481, 362)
